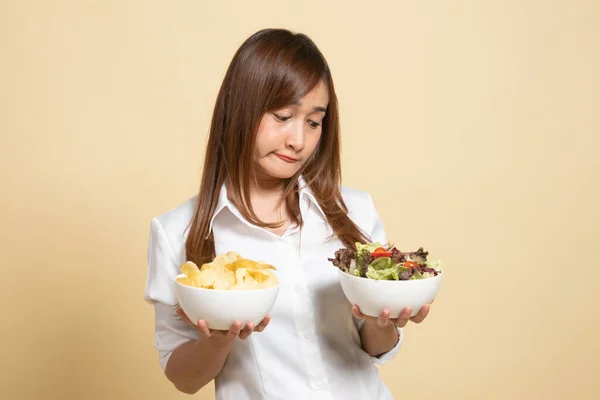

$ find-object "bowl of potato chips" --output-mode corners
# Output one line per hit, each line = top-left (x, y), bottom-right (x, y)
(174, 251), (280, 330)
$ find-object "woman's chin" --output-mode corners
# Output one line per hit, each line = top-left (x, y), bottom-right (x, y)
(264, 169), (299, 180)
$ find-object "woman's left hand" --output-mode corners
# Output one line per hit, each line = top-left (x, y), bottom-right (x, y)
(351, 303), (432, 328)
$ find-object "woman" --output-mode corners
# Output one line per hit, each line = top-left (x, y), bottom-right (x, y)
(144, 28), (431, 399)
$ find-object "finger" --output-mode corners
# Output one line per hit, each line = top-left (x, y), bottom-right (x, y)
(410, 304), (430, 324)
(226, 321), (243, 340)
(377, 309), (390, 328)
(196, 320), (212, 339)
(239, 322), (255, 340)
(391, 306), (412, 328)
(254, 315), (271, 332)
(352, 305), (366, 320)
(176, 308), (197, 329)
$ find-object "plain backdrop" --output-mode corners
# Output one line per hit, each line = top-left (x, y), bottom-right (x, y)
(1, 1), (599, 399)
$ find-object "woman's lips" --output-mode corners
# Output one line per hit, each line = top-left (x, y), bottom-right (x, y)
(274, 153), (298, 163)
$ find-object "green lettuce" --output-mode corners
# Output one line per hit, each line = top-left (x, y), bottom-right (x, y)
(355, 242), (383, 254)
(366, 267), (398, 280)
(369, 257), (392, 270)
(365, 258), (412, 280)
(410, 270), (424, 280)
(425, 260), (442, 272)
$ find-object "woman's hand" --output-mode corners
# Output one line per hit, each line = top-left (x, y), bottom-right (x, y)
(176, 307), (271, 346)
(352, 303), (432, 328)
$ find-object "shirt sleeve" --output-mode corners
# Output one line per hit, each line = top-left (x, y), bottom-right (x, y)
(355, 194), (404, 365)
(145, 217), (200, 371)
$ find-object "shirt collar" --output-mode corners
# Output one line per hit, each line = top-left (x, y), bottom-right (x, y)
(297, 175), (327, 220)
(207, 183), (232, 237)
(208, 175), (327, 235)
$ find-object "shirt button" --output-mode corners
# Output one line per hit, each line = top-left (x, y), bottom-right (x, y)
(315, 381), (324, 391)
(302, 331), (311, 340)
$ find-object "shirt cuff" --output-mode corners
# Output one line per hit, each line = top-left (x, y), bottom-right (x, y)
(159, 350), (173, 372)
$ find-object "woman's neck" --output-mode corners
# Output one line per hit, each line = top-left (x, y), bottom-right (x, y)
(249, 177), (285, 210)
(248, 177), (292, 234)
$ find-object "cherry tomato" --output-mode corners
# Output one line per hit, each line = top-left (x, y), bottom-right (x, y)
(371, 247), (392, 258)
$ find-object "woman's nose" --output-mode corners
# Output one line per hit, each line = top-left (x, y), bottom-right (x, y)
(285, 120), (305, 152)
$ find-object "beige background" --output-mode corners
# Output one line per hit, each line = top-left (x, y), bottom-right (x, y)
(1, 1), (599, 399)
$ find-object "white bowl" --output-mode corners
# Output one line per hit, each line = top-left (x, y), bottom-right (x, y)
(338, 269), (443, 318)
(174, 274), (280, 330)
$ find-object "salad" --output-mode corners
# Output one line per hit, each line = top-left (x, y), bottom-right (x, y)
(328, 242), (442, 280)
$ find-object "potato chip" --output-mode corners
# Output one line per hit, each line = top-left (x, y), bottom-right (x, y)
(231, 278), (260, 291)
(178, 252), (279, 291)
(224, 251), (242, 263)
(213, 277), (232, 290)
(214, 266), (235, 287)
(197, 268), (218, 288)
(255, 263), (277, 270)
(180, 261), (202, 286)
(230, 259), (258, 271)
(249, 269), (278, 288)
(235, 268), (262, 289)
(235, 267), (251, 283)
(199, 262), (213, 271)
(176, 276), (191, 286)
(211, 251), (240, 269)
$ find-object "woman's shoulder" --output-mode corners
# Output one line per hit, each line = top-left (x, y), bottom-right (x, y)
(338, 185), (386, 241)
(340, 185), (375, 209)
(339, 185), (380, 226)
(151, 194), (198, 244)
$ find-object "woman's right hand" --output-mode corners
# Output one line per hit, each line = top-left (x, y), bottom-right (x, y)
(176, 307), (271, 346)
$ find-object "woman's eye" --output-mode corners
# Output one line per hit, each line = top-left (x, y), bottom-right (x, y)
(308, 120), (322, 129)
(273, 113), (291, 122)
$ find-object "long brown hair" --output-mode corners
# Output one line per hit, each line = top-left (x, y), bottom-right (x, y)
(185, 28), (369, 265)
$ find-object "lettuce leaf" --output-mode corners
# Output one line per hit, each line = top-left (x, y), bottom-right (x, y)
(355, 250), (373, 277)
(355, 242), (383, 254)
(366, 263), (413, 280)
(369, 257), (392, 270)
(410, 270), (425, 280)
(425, 260), (442, 272)
(366, 266), (399, 280)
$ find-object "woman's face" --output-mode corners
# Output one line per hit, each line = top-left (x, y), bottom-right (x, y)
(254, 80), (328, 181)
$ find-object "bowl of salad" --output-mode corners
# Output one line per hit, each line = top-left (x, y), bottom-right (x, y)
(329, 242), (443, 318)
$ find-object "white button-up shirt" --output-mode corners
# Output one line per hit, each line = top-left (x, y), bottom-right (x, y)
(144, 179), (403, 399)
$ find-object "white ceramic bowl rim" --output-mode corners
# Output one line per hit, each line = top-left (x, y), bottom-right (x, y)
(339, 268), (444, 282)
(174, 273), (280, 293)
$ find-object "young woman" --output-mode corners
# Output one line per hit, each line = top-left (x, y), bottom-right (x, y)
(144, 28), (432, 399)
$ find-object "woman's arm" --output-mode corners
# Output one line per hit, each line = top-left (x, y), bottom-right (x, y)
(164, 329), (236, 394)
(358, 319), (400, 357)
(165, 309), (271, 394)
(353, 304), (430, 357)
